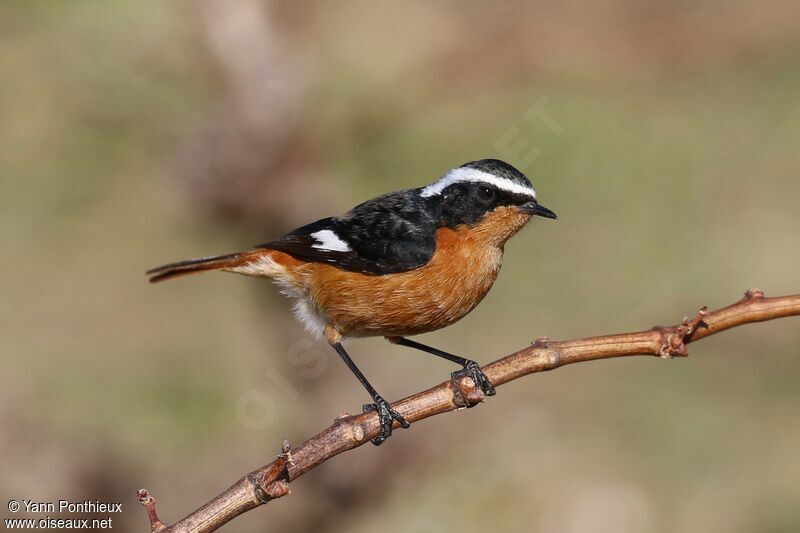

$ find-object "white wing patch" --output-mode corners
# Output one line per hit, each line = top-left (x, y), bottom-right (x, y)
(310, 229), (351, 252)
(420, 167), (536, 199)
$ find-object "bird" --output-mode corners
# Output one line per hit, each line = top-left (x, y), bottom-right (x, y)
(147, 159), (557, 444)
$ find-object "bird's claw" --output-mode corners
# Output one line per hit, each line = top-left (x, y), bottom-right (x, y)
(452, 361), (496, 397)
(363, 396), (409, 445)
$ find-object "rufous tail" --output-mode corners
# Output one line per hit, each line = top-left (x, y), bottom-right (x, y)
(146, 250), (265, 283)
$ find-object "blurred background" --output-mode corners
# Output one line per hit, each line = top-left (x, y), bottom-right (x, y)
(2, 1), (799, 531)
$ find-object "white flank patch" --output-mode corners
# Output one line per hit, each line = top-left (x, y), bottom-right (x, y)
(310, 229), (351, 252)
(229, 254), (327, 337)
(420, 167), (536, 199)
(292, 299), (327, 338)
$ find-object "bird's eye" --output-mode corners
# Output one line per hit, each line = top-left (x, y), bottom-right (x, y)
(477, 186), (495, 202)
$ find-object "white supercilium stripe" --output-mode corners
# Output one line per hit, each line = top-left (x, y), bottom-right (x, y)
(310, 229), (351, 252)
(420, 167), (536, 199)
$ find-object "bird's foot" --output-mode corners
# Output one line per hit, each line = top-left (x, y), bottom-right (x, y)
(363, 396), (409, 446)
(452, 360), (496, 397)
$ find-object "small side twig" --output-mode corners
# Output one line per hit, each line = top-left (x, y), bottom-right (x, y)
(141, 289), (800, 533)
(137, 489), (167, 533)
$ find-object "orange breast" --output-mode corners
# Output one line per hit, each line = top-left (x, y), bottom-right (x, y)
(269, 206), (531, 338)
(304, 226), (502, 336)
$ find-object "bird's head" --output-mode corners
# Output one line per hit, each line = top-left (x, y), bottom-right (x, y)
(421, 159), (557, 245)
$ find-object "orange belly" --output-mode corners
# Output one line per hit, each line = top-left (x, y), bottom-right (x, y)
(298, 226), (503, 337)
(257, 206), (531, 338)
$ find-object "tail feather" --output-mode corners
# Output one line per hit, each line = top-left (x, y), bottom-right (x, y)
(147, 252), (248, 283)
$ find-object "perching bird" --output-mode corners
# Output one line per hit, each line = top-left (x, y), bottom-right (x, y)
(148, 159), (556, 444)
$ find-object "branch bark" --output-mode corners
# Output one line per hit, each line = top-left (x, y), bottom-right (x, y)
(139, 289), (800, 532)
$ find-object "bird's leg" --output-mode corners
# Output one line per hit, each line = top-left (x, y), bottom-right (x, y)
(389, 337), (496, 396)
(330, 341), (409, 445)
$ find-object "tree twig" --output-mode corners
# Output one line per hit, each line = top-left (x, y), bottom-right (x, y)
(139, 289), (800, 532)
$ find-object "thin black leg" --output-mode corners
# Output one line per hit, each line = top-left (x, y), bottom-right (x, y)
(331, 342), (409, 445)
(391, 337), (496, 396)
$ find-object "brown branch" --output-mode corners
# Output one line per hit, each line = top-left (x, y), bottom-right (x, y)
(139, 289), (800, 532)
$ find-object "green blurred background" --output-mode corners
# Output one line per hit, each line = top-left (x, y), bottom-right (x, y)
(2, 1), (799, 531)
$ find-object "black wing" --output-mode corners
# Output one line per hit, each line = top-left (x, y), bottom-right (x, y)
(256, 189), (438, 275)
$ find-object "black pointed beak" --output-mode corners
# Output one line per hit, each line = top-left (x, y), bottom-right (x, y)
(519, 200), (557, 220)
